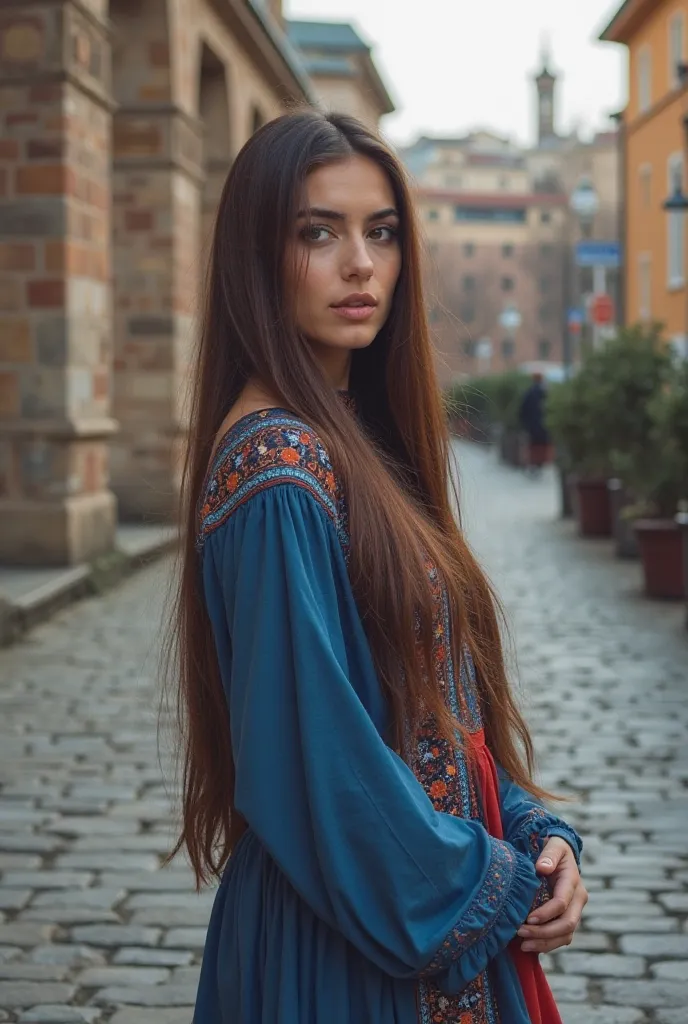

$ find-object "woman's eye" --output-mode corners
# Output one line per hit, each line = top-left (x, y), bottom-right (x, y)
(302, 225), (332, 243)
(369, 225), (397, 242)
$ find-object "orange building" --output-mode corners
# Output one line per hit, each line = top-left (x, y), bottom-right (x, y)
(602, 0), (688, 352)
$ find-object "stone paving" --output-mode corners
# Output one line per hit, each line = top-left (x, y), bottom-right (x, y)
(0, 440), (686, 1023)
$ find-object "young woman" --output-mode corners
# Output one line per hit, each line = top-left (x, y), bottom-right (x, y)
(169, 110), (586, 1024)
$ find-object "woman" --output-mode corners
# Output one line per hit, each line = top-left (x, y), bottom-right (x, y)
(169, 110), (586, 1024)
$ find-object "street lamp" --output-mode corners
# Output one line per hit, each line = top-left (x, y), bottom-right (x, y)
(570, 176), (600, 239)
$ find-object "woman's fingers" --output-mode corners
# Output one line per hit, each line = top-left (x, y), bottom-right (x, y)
(528, 861), (579, 925)
(519, 886), (589, 952)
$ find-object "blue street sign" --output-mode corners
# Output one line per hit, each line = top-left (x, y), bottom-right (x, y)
(567, 307), (584, 325)
(575, 241), (621, 269)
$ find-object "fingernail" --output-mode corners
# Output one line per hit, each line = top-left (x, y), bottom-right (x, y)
(522, 942), (536, 952)
(528, 916), (540, 925)
(539, 858), (553, 868)
(517, 928), (530, 937)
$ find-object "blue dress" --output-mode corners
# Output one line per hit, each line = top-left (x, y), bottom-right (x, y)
(194, 407), (581, 1024)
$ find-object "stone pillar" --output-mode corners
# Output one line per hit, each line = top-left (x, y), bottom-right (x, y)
(111, 103), (203, 520)
(0, 0), (117, 565)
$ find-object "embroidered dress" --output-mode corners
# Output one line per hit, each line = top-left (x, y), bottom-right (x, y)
(194, 405), (581, 1024)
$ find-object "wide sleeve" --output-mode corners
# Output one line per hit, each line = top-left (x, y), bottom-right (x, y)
(203, 481), (542, 989)
(498, 767), (583, 868)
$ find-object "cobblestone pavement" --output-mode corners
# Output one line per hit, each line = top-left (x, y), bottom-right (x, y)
(0, 441), (686, 1023)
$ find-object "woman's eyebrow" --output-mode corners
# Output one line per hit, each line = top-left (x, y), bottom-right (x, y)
(297, 206), (399, 222)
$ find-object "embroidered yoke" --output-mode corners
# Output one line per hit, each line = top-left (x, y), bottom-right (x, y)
(193, 407), (582, 1024)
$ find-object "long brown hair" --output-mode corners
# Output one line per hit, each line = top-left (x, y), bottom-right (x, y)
(167, 109), (550, 887)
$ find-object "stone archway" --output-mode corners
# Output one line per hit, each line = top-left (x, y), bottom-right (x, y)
(199, 42), (232, 259)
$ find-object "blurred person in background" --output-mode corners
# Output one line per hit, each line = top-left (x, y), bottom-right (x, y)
(519, 372), (552, 477)
(166, 110), (586, 1024)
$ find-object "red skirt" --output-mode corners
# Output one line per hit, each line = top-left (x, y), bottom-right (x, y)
(472, 730), (562, 1024)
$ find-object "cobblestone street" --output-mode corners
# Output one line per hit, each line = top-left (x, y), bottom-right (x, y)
(0, 440), (687, 1023)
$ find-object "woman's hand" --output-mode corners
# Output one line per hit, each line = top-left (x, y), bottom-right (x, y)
(517, 836), (588, 954)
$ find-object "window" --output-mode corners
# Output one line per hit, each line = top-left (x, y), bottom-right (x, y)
(539, 303), (553, 323)
(540, 275), (552, 293)
(668, 153), (685, 287)
(639, 253), (652, 321)
(501, 276), (514, 292)
(638, 47), (652, 113)
(455, 206), (526, 223)
(540, 243), (554, 258)
(541, 211), (551, 224)
(502, 243), (514, 258)
(427, 208), (439, 221)
(429, 306), (441, 324)
(462, 338), (475, 357)
(463, 242), (475, 257)
(463, 275), (476, 292)
(670, 13), (685, 89)
(640, 164), (652, 208)
(501, 339), (515, 359)
(538, 339), (551, 360)
(460, 304), (475, 324)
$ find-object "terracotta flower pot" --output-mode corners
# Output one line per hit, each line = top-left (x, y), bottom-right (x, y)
(575, 478), (612, 537)
(634, 519), (685, 600)
(677, 512), (688, 629)
(608, 479), (639, 559)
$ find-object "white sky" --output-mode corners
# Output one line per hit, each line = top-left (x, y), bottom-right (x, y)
(285, 0), (628, 147)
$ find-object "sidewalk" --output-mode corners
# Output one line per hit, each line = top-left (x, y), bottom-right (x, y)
(0, 525), (178, 648)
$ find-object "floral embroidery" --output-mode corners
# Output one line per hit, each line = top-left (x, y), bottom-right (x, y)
(196, 411), (348, 552)
(418, 974), (500, 1024)
(420, 838), (519, 975)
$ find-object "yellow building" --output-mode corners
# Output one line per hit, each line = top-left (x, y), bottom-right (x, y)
(602, 0), (688, 351)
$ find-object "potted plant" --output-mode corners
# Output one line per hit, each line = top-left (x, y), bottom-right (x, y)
(546, 366), (612, 536)
(621, 367), (688, 600)
(592, 324), (673, 559)
(490, 371), (530, 467)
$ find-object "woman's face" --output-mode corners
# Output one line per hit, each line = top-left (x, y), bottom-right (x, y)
(289, 155), (402, 383)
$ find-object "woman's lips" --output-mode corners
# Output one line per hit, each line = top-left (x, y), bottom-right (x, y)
(330, 305), (377, 321)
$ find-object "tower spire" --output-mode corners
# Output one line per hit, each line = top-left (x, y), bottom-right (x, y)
(535, 37), (557, 144)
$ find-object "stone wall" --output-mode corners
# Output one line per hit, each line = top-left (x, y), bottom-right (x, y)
(0, 0), (309, 563)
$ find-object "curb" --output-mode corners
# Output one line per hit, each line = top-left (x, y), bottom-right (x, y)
(0, 530), (178, 648)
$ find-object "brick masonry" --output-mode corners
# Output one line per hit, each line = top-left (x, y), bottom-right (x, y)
(0, 0), (305, 563)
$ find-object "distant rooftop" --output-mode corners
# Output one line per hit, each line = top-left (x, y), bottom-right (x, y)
(287, 21), (369, 53)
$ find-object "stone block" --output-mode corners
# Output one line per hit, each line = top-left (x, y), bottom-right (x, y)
(30, 945), (105, 967)
(0, 199), (64, 237)
(76, 964), (170, 986)
(113, 948), (193, 968)
(0, 982), (76, 1009)
(0, 491), (117, 565)
(69, 925), (162, 948)
(0, 242), (35, 270)
(27, 279), (65, 309)
(17, 1010), (101, 1024)
(16, 166), (71, 196)
(619, 935), (688, 958)
(0, 371), (19, 417)
(93, 983), (195, 1007)
(0, 318), (32, 362)
(602, 980), (688, 1007)
(127, 316), (174, 336)
(0, 276), (23, 310)
(36, 319), (67, 366)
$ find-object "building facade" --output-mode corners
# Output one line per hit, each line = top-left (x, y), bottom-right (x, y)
(404, 56), (620, 387)
(406, 132), (568, 384)
(0, 0), (392, 566)
(287, 21), (394, 129)
(602, 0), (688, 351)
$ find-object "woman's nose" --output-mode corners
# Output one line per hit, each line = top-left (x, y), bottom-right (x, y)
(342, 236), (374, 280)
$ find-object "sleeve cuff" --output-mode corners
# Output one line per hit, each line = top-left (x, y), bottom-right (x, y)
(511, 809), (583, 869)
(419, 836), (540, 991)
